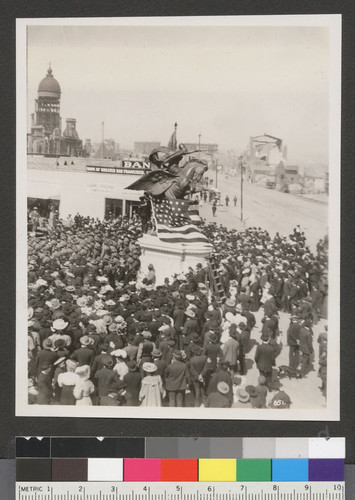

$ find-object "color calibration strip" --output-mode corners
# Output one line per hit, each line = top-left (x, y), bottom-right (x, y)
(16, 458), (344, 482)
(15, 437), (345, 459)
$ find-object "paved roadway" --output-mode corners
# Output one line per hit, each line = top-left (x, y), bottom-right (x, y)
(200, 174), (328, 252)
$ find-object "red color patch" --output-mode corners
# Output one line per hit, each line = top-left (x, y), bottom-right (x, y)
(161, 459), (198, 481)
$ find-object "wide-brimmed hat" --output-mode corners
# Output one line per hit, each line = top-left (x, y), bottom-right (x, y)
(191, 333), (200, 343)
(76, 297), (87, 307)
(246, 385), (257, 397)
(217, 381), (230, 394)
(172, 349), (183, 361)
(102, 315), (113, 326)
(152, 349), (162, 358)
(52, 318), (69, 331)
(108, 323), (118, 332)
(236, 388), (250, 403)
(80, 335), (94, 346)
(47, 298), (61, 310)
(142, 331), (152, 339)
(54, 356), (66, 366)
(111, 349), (127, 359)
(115, 315), (125, 323)
(158, 324), (170, 332)
(54, 338), (67, 350)
(190, 344), (202, 356)
(225, 298), (236, 307)
(185, 309), (195, 318)
(142, 362), (157, 373)
(105, 299), (116, 306)
(42, 338), (52, 350)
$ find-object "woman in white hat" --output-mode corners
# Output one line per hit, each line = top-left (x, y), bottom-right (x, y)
(73, 365), (95, 406)
(139, 362), (164, 407)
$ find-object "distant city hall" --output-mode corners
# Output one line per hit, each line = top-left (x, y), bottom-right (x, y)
(27, 65), (88, 157)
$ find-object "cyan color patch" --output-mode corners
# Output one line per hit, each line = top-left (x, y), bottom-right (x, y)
(272, 459), (308, 481)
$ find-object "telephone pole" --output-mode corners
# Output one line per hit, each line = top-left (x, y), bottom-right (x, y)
(101, 121), (105, 159)
(240, 156), (244, 223)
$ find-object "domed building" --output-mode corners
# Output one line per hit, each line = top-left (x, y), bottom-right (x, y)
(27, 64), (86, 157)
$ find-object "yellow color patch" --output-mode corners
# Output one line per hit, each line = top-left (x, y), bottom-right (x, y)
(199, 459), (237, 482)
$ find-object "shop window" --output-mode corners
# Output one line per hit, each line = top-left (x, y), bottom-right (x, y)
(27, 198), (60, 219)
(105, 198), (123, 218)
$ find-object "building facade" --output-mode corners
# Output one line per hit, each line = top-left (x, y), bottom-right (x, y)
(27, 156), (149, 220)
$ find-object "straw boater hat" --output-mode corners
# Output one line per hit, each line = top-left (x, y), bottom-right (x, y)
(46, 298), (61, 310)
(76, 297), (87, 307)
(236, 388), (250, 403)
(80, 335), (94, 347)
(217, 381), (229, 395)
(52, 319), (69, 331)
(142, 362), (157, 373)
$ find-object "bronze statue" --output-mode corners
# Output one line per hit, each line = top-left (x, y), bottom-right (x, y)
(126, 144), (207, 200)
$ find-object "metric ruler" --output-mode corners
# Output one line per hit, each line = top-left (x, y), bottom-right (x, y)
(16, 482), (345, 500)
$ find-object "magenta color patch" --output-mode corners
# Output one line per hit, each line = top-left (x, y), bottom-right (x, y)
(124, 459), (161, 481)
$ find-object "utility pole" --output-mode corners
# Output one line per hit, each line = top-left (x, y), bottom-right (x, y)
(198, 133), (201, 159)
(101, 121), (104, 159)
(240, 157), (244, 223)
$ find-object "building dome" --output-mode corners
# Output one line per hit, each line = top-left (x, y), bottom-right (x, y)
(38, 65), (61, 96)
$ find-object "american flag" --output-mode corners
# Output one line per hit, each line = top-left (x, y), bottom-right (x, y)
(151, 197), (211, 245)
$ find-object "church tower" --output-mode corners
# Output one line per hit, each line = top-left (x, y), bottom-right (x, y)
(35, 63), (62, 136)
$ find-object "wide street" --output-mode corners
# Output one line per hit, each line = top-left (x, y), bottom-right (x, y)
(200, 173), (328, 252)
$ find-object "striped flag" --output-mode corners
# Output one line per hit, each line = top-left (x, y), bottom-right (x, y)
(151, 197), (211, 246)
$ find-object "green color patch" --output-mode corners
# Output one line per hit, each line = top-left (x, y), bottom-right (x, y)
(237, 459), (271, 481)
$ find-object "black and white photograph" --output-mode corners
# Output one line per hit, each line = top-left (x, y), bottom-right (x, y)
(16, 16), (341, 419)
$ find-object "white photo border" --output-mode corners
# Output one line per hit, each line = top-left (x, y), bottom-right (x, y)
(16, 14), (341, 420)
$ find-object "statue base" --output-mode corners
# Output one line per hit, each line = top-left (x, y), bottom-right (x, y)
(137, 234), (213, 285)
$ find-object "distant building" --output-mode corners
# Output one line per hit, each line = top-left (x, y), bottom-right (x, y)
(245, 134), (299, 186)
(27, 64), (86, 157)
(94, 139), (119, 160)
(134, 141), (161, 157)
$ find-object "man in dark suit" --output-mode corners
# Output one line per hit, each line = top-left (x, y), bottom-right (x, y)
(70, 336), (95, 366)
(165, 350), (190, 407)
(254, 335), (276, 391)
(188, 344), (207, 407)
(287, 316), (301, 369)
(299, 319), (314, 377)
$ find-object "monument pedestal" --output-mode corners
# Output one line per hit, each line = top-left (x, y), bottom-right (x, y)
(138, 234), (212, 284)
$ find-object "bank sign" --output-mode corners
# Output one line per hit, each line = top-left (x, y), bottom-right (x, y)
(87, 160), (150, 175)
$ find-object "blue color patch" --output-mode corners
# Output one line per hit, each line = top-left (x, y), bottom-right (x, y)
(272, 459), (309, 481)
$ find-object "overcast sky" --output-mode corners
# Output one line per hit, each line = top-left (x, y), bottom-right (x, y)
(26, 23), (330, 163)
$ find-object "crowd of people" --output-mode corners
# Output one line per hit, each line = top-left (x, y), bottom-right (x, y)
(27, 211), (328, 408)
